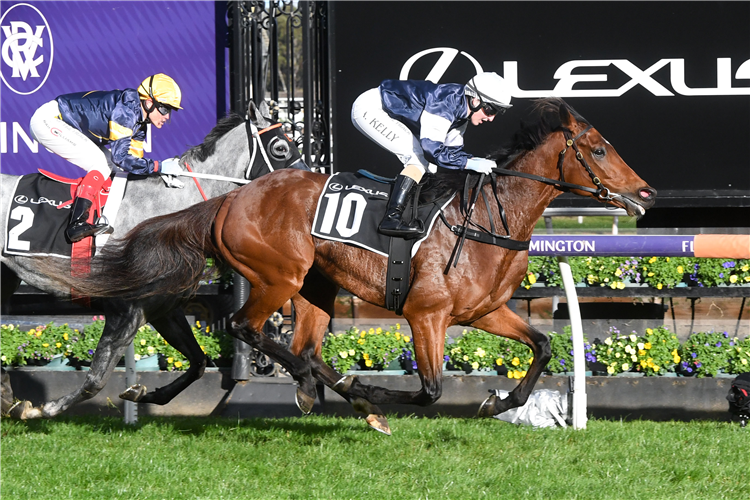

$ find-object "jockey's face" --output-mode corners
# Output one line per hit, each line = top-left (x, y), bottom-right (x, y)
(143, 99), (170, 128)
(469, 98), (496, 126)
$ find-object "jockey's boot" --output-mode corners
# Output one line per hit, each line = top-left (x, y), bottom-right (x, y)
(378, 174), (424, 238)
(65, 171), (113, 243)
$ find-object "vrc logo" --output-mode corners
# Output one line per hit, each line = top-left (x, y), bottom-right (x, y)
(1, 3), (53, 95)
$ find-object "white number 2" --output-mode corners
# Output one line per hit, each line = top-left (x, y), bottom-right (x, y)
(7, 206), (34, 251)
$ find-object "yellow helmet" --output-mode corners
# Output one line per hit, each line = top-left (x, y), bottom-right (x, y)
(138, 73), (183, 110)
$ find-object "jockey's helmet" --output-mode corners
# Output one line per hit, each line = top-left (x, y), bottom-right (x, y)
(138, 73), (183, 111)
(465, 72), (512, 115)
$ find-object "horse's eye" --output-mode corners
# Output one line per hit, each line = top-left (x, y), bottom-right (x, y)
(592, 147), (606, 159)
(269, 137), (291, 159)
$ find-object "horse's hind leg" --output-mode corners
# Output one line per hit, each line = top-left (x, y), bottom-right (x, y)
(10, 305), (144, 419)
(227, 281), (318, 407)
(121, 306), (208, 405)
(471, 304), (551, 417)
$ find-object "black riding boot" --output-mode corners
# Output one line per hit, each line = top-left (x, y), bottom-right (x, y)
(65, 197), (112, 243)
(378, 175), (424, 238)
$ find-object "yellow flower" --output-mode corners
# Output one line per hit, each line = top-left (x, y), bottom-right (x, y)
(615, 268), (622, 276)
(376, 327), (382, 334)
(368, 328), (375, 335)
(167, 357), (174, 364)
(607, 366), (615, 374)
(677, 265), (684, 273)
(616, 352), (621, 358)
(463, 355), (469, 361)
(475, 348), (486, 358)
(617, 282), (625, 289)
(521, 371), (527, 378)
(653, 365), (660, 372)
(527, 273), (537, 284)
(638, 349), (646, 356)
(56, 342), (62, 348)
(495, 358), (503, 366)
(512, 357), (520, 366)
(357, 339), (365, 345)
(742, 264), (749, 272)
(604, 338), (612, 346)
(646, 328), (653, 335)
(175, 361), (183, 368)
(649, 257), (657, 264)
(360, 332), (366, 338)
(631, 355), (637, 362)
(134, 354), (141, 361)
(610, 282), (617, 289)
(471, 361), (479, 370)
(395, 332), (401, 340)
(645, 342), (652, 350)
(206, 326), (210, 333)
(63, 333), (69, 341)
(140, 339), (146, 345)
(365, 359), (373, 367)
(657, 283), (663, 290)
(196, 321), (201, 328)
(513, 370), (522, 379)
(730, 275), (738, 283)
(348, 349), (355, 356)
(42, 343), (49, 348)
(622, 363), (630, 371)
(1, 356), (5, 362)
(674, 356), (681, 364)
(507, 372), (514, 379)
(403, 336), (410, 343)
(742, 359), (748, 365)
(339, 351), (348, 359)
(363, 353), (369, 360)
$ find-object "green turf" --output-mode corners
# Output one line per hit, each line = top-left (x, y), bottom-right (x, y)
(534, 215), (637, 233)
(1, 415), (747, 499)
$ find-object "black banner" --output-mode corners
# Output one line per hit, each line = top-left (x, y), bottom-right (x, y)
(330, 1), (750, 210)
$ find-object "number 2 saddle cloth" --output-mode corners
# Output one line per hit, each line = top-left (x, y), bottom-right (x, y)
(3, 173), (111, 259)
(311, 171), (454, 257)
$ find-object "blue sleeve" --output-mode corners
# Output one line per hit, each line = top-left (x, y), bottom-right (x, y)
(109, 90), (157, 175)
(419, 85), (471, 169)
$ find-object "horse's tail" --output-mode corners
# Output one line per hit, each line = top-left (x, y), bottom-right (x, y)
(39, 194), (229, 300)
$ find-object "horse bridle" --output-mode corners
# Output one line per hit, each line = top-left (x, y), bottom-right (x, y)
(493, 124), (615, 201)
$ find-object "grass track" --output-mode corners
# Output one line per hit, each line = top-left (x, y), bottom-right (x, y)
(1, 415), (747, 500)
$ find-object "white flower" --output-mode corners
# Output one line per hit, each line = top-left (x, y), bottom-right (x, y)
(339, 351), (348, 359)
(604, 338), (613, 346)
(637, 342), (645, 350)
(629, 334), (637, 342)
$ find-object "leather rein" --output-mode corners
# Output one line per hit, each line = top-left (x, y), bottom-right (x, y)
(442, 124), (614, 270)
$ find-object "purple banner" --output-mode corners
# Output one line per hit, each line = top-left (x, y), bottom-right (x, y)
(529, 236), (696, 257)
(1, 1), (223, 178)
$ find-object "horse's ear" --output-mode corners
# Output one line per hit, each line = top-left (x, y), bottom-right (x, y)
(258, 100), (271, 119)
(247, 101), (259, 123)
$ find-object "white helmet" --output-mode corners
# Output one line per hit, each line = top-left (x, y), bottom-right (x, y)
(465, 72), (512, 113)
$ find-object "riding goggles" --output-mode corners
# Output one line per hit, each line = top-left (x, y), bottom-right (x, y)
(481, 102), (510, 117)
(155, 101), (177, 116)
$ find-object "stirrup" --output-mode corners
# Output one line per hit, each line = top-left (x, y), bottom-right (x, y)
(66, 222), (113, 242)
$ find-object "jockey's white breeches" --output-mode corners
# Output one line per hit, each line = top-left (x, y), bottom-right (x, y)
(30, 100), (112, 177)
(351, 88), (437, 176)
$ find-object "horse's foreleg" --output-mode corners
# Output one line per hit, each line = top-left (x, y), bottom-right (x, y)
(11, 307), (144, 419)
(124, 306), (207, 405)
(470, 305), (551, 417)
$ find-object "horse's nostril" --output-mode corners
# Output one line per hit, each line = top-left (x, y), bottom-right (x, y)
(639, 188), (655, 199)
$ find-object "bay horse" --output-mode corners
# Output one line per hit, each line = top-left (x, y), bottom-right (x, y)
(38, 98), (656, 432)
(3, 101), (307, 419)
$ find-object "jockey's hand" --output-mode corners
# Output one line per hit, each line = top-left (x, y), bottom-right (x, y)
(160, 158), (182, 176)
(465, 158), (496, 175)
(161, 175), (185, 189)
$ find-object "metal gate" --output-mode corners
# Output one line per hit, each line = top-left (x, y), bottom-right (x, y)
(226, 1), (331, 377)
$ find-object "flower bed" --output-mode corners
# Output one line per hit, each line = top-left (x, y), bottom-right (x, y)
(0, 317), (233, 371)
(522, 256), (750, 290)
(3, 318), (749, 379)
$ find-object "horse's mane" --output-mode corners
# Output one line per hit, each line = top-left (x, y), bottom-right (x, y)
(182, 113), (246, 162)
(489, 97), (588, 167)
(418, 98), (588, 202)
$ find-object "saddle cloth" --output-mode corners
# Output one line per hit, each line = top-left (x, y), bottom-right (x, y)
(311, 171), (454, 257)
(3, 173), (113, 259)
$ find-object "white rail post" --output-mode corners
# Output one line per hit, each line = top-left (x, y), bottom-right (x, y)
(557, 257), (587, 430)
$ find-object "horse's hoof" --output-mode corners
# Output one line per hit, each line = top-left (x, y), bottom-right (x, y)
(119, 384), (147, 402)
(8, 400), (42, 420)
(477, 394), (498, 418)
(365, 413), (391, 436)
(295, 387), (316, 415)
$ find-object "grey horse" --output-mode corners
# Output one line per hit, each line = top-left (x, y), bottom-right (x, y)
(1, 101), (308, 419)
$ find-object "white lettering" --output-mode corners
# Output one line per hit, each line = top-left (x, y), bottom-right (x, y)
(13, 122), (37, 153)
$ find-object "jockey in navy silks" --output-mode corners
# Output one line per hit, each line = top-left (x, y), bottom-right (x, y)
(29, 73), (184, 242)
(351, 72), (513, 238)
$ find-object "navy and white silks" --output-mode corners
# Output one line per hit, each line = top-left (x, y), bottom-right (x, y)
(351, 79), (471, 175)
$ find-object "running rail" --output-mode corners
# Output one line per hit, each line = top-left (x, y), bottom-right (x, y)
(530, 234), (749, 429)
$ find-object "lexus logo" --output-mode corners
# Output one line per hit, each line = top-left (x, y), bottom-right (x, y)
(1, 3), (54, 95)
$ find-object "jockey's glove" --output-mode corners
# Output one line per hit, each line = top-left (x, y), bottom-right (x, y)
(465, 157), (496, 175)
(160, 158), (183, 176)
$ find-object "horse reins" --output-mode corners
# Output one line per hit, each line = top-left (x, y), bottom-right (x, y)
(181, 122), (284, 202)
(442, 124), (615, 270)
